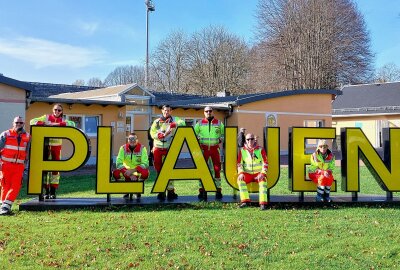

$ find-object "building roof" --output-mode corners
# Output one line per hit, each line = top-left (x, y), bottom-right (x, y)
(30, 97), (132, 107)
(158, 89), (341, 110)
(6, 75), (340, 111)
(28, 82), (100, 99)
(49, 83), (139, 100)
(333, 82), (400, 116)
(0, 74), (34, 92)
(149, 91), (214, 109)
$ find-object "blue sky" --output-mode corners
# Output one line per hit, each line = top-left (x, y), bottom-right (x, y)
(0, 0), (399, 85)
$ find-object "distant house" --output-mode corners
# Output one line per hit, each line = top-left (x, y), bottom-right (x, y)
(333, 82), (400, 148)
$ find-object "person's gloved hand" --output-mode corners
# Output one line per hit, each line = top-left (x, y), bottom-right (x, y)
(256, 173), (266, 181)
(157, 133), (165, 139)
(169, 122), (176, 129)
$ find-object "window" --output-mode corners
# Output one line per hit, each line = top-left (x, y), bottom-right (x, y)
(184, 118), (195, 127)
(66, 115), (100, 137)
(304, 120), (325, 150)
(304, 120), (324, 127)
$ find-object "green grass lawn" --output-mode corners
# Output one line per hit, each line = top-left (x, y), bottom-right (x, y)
(2, 167), (400, 269)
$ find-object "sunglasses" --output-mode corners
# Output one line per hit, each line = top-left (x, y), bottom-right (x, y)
(246, 138), (255, 141)
(54, 109), (62, 112)
(14, 122), (24, 124)
(205, 110), (213, 113)
(128, 137), (137, 141)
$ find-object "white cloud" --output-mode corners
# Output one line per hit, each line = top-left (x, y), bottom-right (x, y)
(0, 37), (105, 68)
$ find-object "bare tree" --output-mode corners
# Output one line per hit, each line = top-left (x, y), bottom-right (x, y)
(104, 65), (145, 86)
(72, 79), (85, 86)
(87, 77), (104, 87)
(186, 26), (250, 95)
(149, 26), (250, 96)
(252, 0), (374, 90)
(374, 63), (400, 83)
(150, 30), (189, 93)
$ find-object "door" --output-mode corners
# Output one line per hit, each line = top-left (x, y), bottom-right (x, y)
(126, 112), (134, 137)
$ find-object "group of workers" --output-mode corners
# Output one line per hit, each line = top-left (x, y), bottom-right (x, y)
(0, 104), (335, 215)
(112, 104), (336, 210)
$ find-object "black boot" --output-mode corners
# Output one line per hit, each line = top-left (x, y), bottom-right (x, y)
(167, 189), (178, 200)
(216, 188), (223, 200)
(49, 186), (57, 199)
(198, 188), (207, 200)
(157, 192), (166, 200)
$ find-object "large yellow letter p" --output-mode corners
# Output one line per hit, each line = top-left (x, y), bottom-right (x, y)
(28, 126), (90, 194)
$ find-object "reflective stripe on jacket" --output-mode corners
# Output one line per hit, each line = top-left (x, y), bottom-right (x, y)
(194, 118), (224, 147)
(308, 149), (335, 173)
(0, 129), (31, 164)
(237, 146), (268, 174)
(116, 143), (149, 169)
(30, 114), (76, 146)
(150, 116), (185, 149)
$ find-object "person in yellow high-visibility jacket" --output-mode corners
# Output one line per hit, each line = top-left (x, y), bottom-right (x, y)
(308, 139), (336, 202)
(112, 133), (149, 200)
(237, 133), (269, 210)
(194, 106), (224, 200)
(30, 104), (75, 199)
(150, 104), (185, 200)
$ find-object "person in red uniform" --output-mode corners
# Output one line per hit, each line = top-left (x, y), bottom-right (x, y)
(30, 103), (75, 199)
(150, 105), (185, 200)
(0, 116), (31, 215)
(194, 106), (225, 200)
(112, 133), (149, 200)
(237, 133), (269, 210)
(308, 139), (336, 202)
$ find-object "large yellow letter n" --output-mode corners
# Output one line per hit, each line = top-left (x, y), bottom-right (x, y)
(341, 128), (400, 192)
(28, 126), (90, 194)
(151, 127), (215, 193)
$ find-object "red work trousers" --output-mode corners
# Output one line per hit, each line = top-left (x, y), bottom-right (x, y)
(200, 145), (221, 178)
(153, 147), (168, 173)
(113, 166), (149, 181)
(309, 171), (334, 186)
(1, 162), (25, 202)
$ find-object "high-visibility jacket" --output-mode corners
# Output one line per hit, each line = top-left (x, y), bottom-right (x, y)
(116, 143), (149, 170)
(0, 129), (31, 165)
(150, 116), (185, 149)
(30, 114), (76, 146)
(237, 146), (268, 175)
(308, 149), (335, 173)
(194, 118), (224, 147)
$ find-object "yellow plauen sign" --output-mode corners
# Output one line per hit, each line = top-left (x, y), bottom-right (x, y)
(28, 126), (90, 194)
(152, 127), (215, 193)
(96, 127), (144, 194)
(27, 125), (400, 197)
(342, 128), (400, 192)
(225, 127), (280, 192)
(289, 127), (336, 192)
